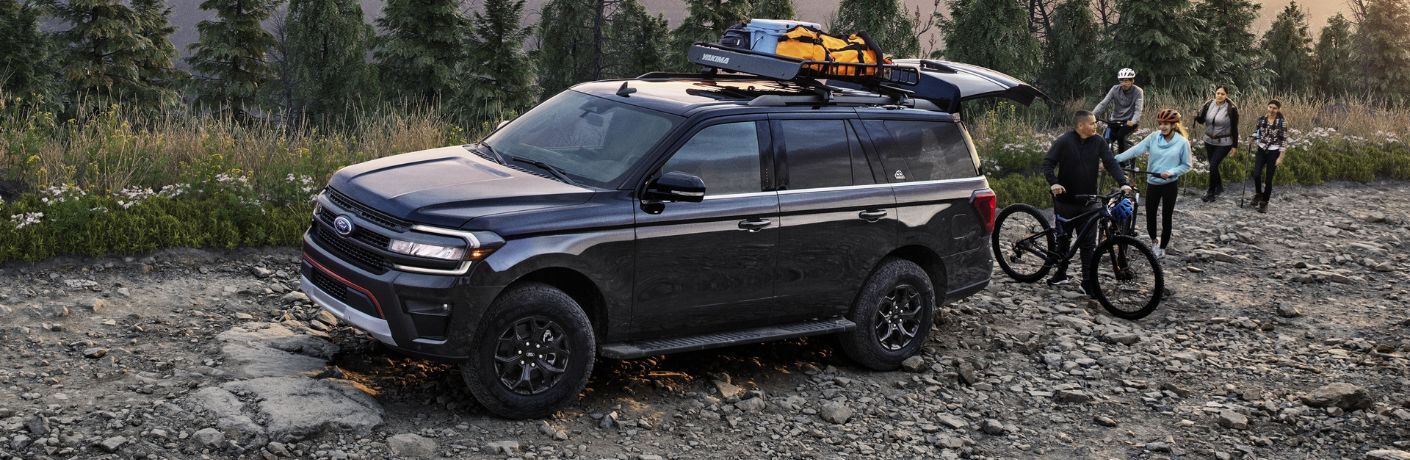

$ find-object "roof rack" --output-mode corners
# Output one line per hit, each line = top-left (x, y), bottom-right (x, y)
(686, 43), (963, 112)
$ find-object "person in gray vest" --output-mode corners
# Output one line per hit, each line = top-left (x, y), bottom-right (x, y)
(1092, 68), (1145, 155)
(1194, 85), (1240, 202)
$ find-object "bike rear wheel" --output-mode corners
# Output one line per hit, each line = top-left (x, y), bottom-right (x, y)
(991, 204), (1056, 283)
(1085, 235), (1163, 319)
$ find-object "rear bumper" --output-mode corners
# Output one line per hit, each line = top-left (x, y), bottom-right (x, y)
(299, 228), (504, 362)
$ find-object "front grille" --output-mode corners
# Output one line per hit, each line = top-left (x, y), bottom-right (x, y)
(308, 269), (349, 303)
(325, 188), (411, 231)
(312, 224), (389, 274)
(317, 208), (391, 248)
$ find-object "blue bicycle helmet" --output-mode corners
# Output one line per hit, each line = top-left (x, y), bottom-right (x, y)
(1110, 197), (1134, 222)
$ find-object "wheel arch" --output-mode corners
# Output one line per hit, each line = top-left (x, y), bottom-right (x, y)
(507, 267), (609, 339)
(877, 245), (947, 301)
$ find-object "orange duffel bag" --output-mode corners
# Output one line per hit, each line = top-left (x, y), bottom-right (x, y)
(774, 26), (883, 76)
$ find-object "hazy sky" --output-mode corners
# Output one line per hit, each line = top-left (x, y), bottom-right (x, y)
(161, 0), (1355, 60)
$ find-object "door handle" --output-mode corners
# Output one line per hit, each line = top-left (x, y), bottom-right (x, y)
(859, 209), (888, 222)
(738, 218), (773, 232)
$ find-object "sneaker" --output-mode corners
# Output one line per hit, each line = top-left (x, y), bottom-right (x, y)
(1153, 246), (1165, 259)
(1201, 194), (1215, 203)
(1047, 274), (1072, 286)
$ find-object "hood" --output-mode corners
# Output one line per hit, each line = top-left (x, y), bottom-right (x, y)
(328, 146), (594, 229)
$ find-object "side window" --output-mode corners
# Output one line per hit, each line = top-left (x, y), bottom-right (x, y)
(866, 120), (978, 181)
(661, 122), (762, 196)
(780, 120), (871, 190)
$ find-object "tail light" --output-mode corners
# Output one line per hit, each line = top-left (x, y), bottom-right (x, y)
(970, 189), (997, 234)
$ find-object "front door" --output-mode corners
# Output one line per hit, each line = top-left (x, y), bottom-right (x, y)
(633, 119), (780, 337)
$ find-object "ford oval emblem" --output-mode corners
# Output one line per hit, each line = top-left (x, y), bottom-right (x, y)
(333, 215), (354, 236)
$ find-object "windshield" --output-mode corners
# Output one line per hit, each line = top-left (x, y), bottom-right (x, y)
(483, 91), (681, 189)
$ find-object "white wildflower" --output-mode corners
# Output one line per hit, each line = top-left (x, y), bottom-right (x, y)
(10, 212), (43, 229)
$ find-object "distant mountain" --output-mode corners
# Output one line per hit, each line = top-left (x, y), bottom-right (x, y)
(162, 0), (1347, 61)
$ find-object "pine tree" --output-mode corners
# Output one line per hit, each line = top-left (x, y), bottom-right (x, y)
(375, 0), (469, 106)
(668, 0), (751, 70)
(285, 0), (372, 120)
(940, 0), (1040, 81)
(833, 0), (919, 58)
(1105, 0), (1206, 97)
(1354, 0), (1410, 101)
(0, 0), (57, 103)
(454, 0), (536, 125)
(57, 0), (150, 110)
(536, 0), (599, 94)
(1260, 2), (1312, 94)
(605, 0), (671, 78)
(750, 0), (793, 20)
(131, 0), (182, 110)
(188, 0), (279, 119)
(1039, 0), (1101, 101)
(1191, 0), (1264, 93)
(1311, 13), (1355, 98)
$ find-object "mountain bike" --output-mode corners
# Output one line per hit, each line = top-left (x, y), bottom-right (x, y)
(990, 189), (1164, 320)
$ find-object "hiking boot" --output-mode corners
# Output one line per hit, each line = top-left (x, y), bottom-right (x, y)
(1153, 246), (1165, 259)
(1201, 193), (1215, 203)
(1258, 200), (1268, 213)
(1080, 280), (1099, 299)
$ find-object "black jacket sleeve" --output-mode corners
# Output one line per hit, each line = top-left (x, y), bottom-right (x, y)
(1194, 101), (1209, 125)
(1042, 138), (1062, 186)
(1100, 141), (1129, 186)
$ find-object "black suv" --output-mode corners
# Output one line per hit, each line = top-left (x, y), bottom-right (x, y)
(300, 51), (1042, 418)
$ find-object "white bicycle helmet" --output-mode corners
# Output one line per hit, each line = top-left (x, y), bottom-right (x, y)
(1117, 68), (1136, 80)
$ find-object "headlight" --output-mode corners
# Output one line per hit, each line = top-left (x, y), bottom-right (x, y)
(388, 239), (466, 260)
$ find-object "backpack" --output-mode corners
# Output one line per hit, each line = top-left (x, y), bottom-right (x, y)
(774, 26), (884, 76)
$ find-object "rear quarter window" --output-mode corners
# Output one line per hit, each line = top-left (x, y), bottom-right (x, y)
(864, 120), (979, 181)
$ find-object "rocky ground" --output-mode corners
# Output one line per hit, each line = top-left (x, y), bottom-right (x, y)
(2, 182), (1409, 460)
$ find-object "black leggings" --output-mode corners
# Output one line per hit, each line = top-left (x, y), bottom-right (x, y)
(1108, 122), (1140, 159)
(1145, 181), (1179, 248)
(1205, 143), (1235, 194)
(1253, 148), (1282, 196)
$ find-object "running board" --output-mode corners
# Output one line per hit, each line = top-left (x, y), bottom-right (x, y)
(600, 318), (856, 359)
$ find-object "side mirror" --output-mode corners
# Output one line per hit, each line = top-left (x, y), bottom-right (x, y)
(643, 171), (706, 203)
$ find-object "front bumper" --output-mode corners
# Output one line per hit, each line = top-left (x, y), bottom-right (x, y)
(299, 229), (503, 362)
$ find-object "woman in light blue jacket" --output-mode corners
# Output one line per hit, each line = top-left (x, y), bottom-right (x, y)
(1114, 108), (1193, 258)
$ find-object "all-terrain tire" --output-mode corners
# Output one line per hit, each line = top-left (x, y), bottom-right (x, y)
(462, 283), (595, 419)
(839, 258), (936, 371)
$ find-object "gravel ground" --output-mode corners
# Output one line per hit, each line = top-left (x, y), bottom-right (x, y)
(2, 182), (1409, 460)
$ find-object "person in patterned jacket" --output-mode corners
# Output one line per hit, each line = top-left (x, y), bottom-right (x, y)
(1250, 100), (1289, 213)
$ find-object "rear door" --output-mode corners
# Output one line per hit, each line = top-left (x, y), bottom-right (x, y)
(633, 117), (781, 336)
(771, 115), (898, 322)
(859, 116), (992, 294)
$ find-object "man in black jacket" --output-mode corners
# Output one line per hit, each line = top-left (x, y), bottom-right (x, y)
(1042, 111), (1132, 294)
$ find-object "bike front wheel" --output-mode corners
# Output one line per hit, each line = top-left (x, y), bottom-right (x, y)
(991, 204), (1056, 283)
(1085, 235), (1163, 319)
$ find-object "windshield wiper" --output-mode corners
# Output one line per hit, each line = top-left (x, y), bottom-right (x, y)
(472, 142), (506, 165)
(507, 155), (579, 187)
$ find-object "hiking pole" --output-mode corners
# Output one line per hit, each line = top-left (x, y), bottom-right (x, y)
(1238, 136), (1251, 209)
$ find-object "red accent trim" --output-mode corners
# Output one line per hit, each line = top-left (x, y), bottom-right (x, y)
(303, 253), (386, 318)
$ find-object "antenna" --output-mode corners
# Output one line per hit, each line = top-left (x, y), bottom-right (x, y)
(616, 82), (637, 97)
